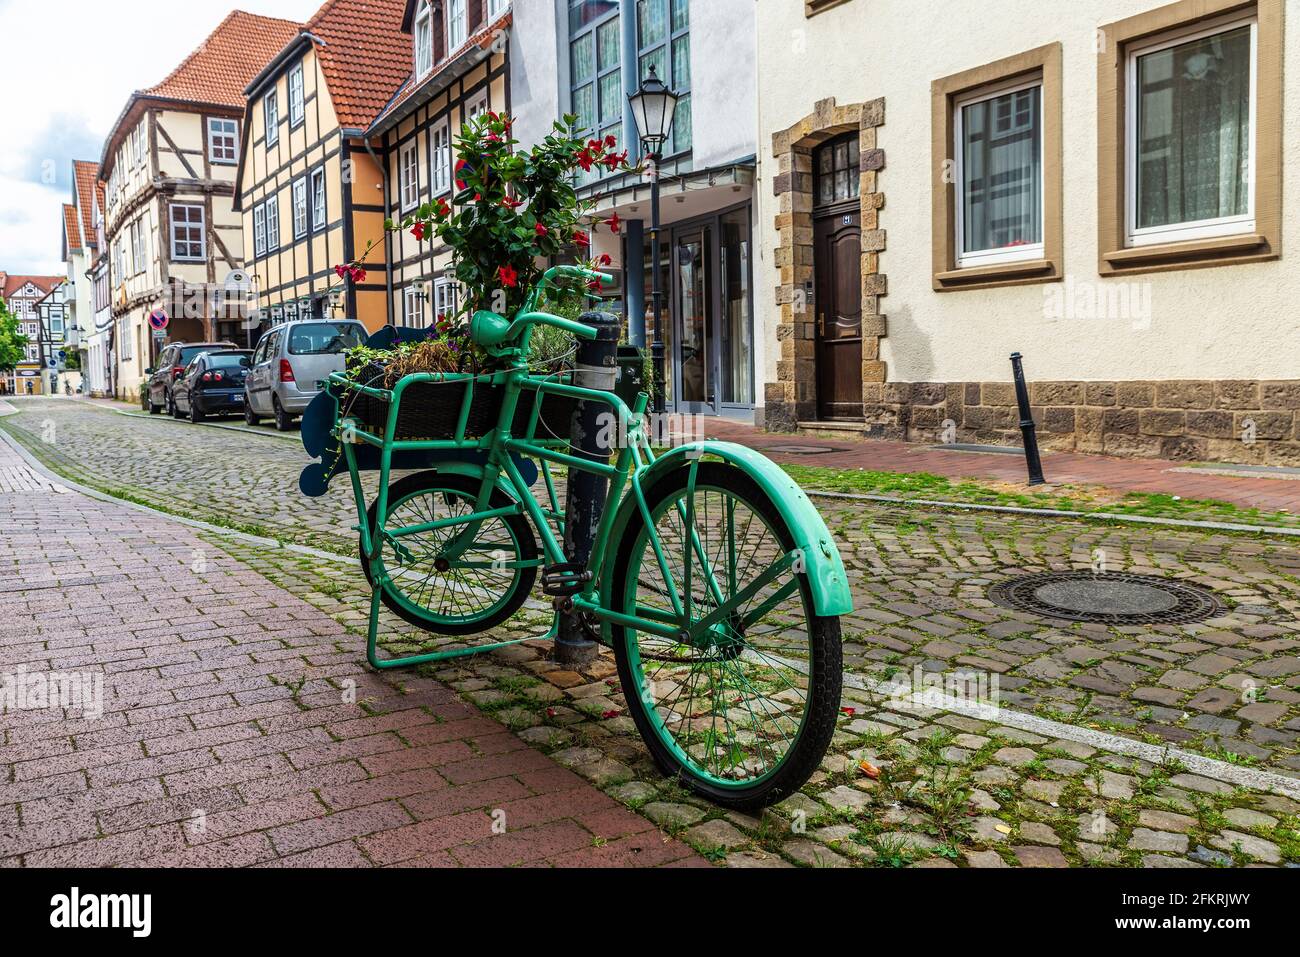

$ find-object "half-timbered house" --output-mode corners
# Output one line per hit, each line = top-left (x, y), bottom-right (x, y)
(100, 10), (300, 399)
(234, 0), (410, 335)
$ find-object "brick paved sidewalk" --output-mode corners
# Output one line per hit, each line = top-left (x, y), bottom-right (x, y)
(0, 440), (701, 868)
(704, 419), (1300, 515)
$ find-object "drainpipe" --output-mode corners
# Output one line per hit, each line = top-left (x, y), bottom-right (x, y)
(362, 137), (395, 326)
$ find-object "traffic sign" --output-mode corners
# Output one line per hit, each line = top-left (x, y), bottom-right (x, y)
(148, 309), (169, 331)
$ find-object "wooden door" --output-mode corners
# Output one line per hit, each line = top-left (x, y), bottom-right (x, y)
(814, 207), (863, 420)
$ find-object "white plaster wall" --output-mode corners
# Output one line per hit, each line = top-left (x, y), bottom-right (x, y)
(690, 0), (759, 169)
(509, 0), (562, 151)
(755, 0), (1300, 399)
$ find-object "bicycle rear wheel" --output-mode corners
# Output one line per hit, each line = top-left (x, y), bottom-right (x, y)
(609, 462), (842, 811)
(363, 471), (538, 635)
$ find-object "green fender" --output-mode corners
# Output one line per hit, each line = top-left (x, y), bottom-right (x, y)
(603, 442), (853, 617)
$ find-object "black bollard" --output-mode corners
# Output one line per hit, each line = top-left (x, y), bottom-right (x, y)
(553, 310), (622, 667)
(1010, 352), (1046, 486)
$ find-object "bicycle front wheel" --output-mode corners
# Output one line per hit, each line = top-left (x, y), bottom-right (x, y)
(609, 462), (842, 811)
(363, 471), (538, 635)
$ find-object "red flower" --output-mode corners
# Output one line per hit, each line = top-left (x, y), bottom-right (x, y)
(606, 212), (621, 234)
(498, 265), (518, 287)
(501, 196), (523, 209)
(575, 149), (594, 173)
(349, 266), (367, 284)
(454, 158), (470, 191)
(473, 193), (482, 202)
(604, 134), (617, 148)
(486, 133), (502, 144)
(601, 709), (622, 719)
(572, 229), (590, 248)
(586, 278), (603, 292)
(335, 264), (348, 279)
(597, 253), (612, 266)
(535, 222), (548, 237)
(435, 198), (450, 218)
(411, 222), (426, 241)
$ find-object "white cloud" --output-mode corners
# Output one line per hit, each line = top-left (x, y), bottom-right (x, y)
(0, 0), (323, 275)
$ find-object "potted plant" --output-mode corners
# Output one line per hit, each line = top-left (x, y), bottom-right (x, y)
(332, 111), (634, 441)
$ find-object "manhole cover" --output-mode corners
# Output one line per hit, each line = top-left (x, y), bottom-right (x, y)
(987, 571), (1225, 625)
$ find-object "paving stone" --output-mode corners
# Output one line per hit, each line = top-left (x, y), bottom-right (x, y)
(1046, 739), (1097, 759)
(777, 791), (826, 821)
(812, 824), (859, 844)
(1077, 842), (1121, 864)
(1143, 854), (1204, 868)
(1042, 758), (1088, 776)
(1188, 845), (1233, 866)
(685, 819), (749, 850)
(968, 789), (1000, 812)
(878, 831), (939, 852)
(818, 785), (871, 812)
(1083, 770), (1135, 800)
(993, 747), (1037, 767)
(972, 766), (1017, 787)
(1223, 807), (1278, 829)
(783, 840), (850, 868)
(972, 816), (1012, 843)
(1168, 773), (1235, 795)
(642, 802), (707, 829)
(1022, 779), (1065, 805)
(607, 781), (658, 805)
(1138, 810), (1197, 833)
(725, 851), (794, 868)
(1018, 822), (1061, 846)
(1012, 845), (1069, 868)
(963, 849), (1009, 868)
(1128, 828), (1190, 853)
(1209, 830), (1281, 864)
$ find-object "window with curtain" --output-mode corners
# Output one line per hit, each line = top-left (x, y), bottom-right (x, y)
(637, 0), (690, 155)
(1129, 17), (1254, 244)
(956, 79), (1043, 265)
(569, 0), (621, 184)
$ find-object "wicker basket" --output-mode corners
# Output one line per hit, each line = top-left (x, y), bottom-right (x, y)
(342, 362), (502, 440)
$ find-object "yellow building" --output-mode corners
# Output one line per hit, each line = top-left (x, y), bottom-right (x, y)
(99, 11), (301, 400)
(368, 1), (513, 328)
(235, 0), (411, 335)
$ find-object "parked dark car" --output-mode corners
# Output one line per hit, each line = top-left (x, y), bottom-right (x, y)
(145, 341), (237, 415)
(172, 350), (253, 423)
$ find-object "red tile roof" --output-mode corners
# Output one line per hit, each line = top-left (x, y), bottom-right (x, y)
(143, 10), (303, 108)
(306, 0), (411, 129)
(2, 275), (64, 299)
(72, 161), (100, 250)
(62, 205), (83, 251)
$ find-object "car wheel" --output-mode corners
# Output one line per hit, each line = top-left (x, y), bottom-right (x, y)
(171, 397), (186, 419)
(189, 399), (205, 423)
(244, 403), (260, 427)
(166, 392), (177, 417)
(148, 395), (162, 415)
(273, 397), (294, 432)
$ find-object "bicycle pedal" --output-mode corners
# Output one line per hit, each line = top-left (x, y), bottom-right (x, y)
(541, 563), (591, 597)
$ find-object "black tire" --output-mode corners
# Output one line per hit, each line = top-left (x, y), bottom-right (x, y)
(609, 462), (842, 812)
(361, 471), (538, 635)
(273, 397), (294, 431)
(189, 400), (205, 423)
(171, 396), (185, 419)
(244, 403), (259, 427)
(148, 398), (162, 415)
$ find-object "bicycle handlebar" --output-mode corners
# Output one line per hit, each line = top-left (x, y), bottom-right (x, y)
(471, 265), (615, 351)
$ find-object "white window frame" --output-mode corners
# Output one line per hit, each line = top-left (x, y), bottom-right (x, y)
(311, 168), (326, 231)
(118, 316), (132, 360)
(953, 75), (1046, 268)
(169, 204), (205, 262)
(415, 1), (433, 76)
(1124, 12), (1258, 248)
(467, 89), (489, 122)
(266, 194), (281, 251)
(403, 285), (426, 327)
(400, 141), (421, 211)
(433, 276), (460, 320)
(447, 0), (468, 51)
(293, 177), (309, 239)
(134, 119), (146, 167)
(431, 117), (452, 195)
(208, 117), (239, 164)
(265, 91), (280, 146)
(289, 63), (305, 126)
(130, 219), (145, 274)
(253, 204), (267, 256)
(488, 0), (509, 18)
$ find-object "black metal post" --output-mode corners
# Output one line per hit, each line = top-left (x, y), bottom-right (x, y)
(648, 152), (666, 415)
(555, 310), (623, 667)
(1010, 352), (1046, 486)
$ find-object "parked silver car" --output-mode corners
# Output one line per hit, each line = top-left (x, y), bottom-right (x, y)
(244, 319), (367, 430)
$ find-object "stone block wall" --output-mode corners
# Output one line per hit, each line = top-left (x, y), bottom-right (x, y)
(861, 380), (1300, 466)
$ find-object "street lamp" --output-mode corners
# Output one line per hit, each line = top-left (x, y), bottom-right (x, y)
(628, 64), (679, 415)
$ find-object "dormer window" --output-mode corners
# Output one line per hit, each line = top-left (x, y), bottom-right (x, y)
(415, 1), (433, 76)
(448, 0), (467, 51)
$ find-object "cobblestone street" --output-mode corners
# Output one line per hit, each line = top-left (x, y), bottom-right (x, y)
(3, 396), (1299, 867)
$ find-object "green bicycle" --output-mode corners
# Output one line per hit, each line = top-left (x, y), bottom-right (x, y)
(305, 265), (852, 809)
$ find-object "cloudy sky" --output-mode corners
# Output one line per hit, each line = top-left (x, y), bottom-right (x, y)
(0, 0), (322, 276)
